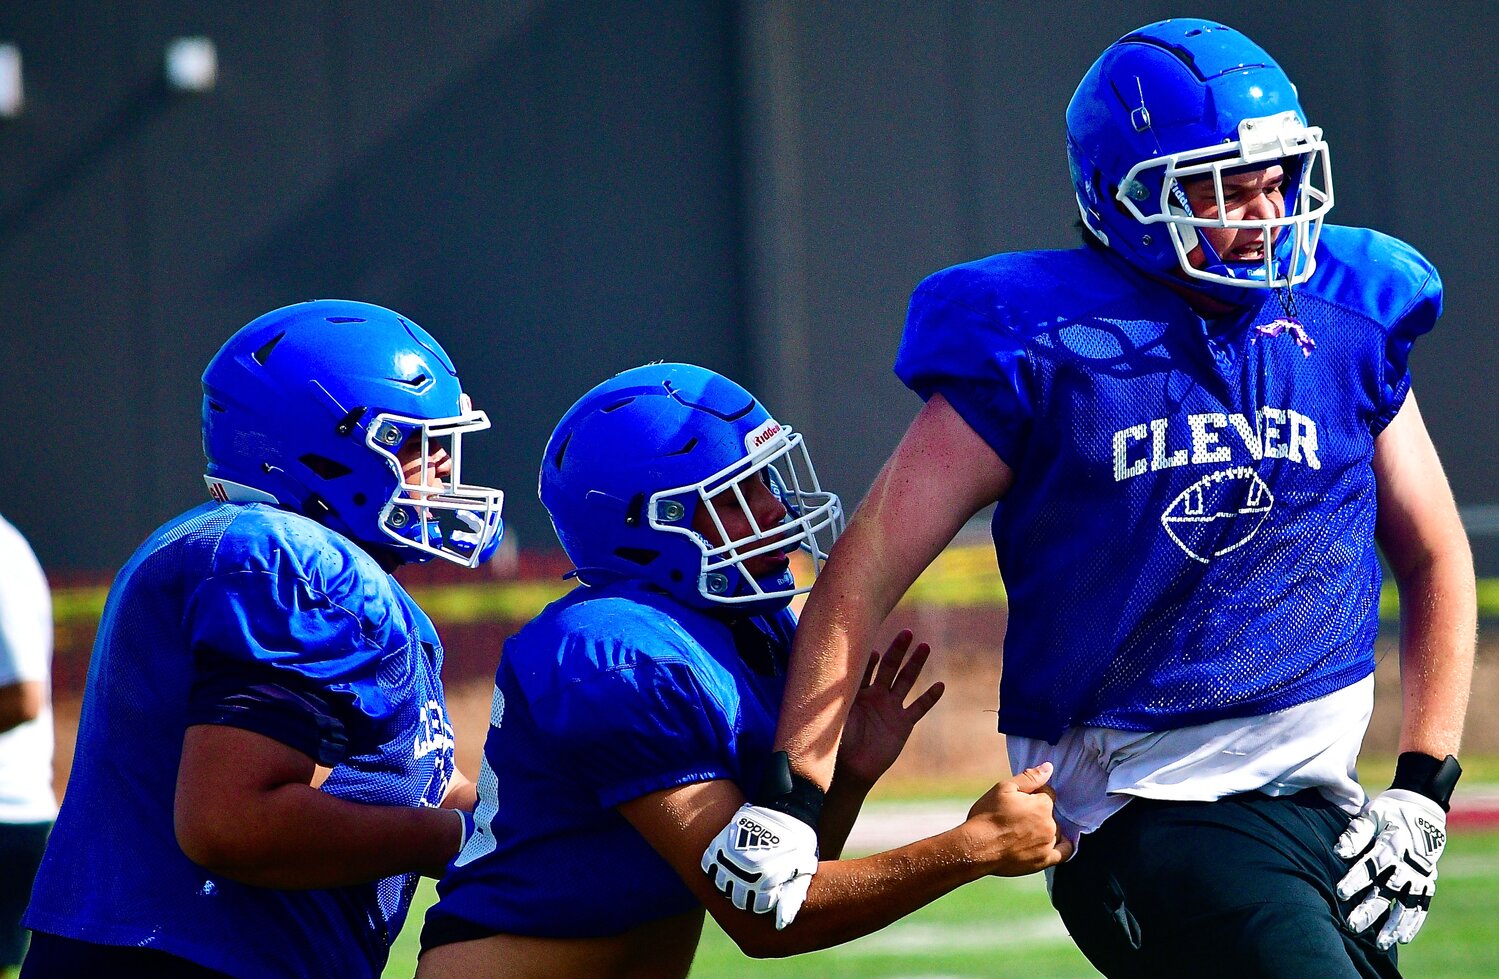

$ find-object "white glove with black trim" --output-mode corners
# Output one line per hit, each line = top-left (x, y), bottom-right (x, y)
(1335, 788), (1448, 949)
(700, 803), (819, 930)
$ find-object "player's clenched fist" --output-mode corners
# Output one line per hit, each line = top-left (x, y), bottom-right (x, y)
(961, 762), (1072, 876)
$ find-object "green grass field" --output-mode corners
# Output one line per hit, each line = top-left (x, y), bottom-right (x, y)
(384, 827), (1499, 978)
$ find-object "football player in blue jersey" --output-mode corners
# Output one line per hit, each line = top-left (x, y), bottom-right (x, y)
(22, 300), (505, 978)
(416, 363), (1068, 978)
(708, 18), (1476, 978)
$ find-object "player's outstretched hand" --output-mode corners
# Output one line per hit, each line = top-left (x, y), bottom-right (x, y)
(1335, 789), (1448, 949)
(963, 762), (1072, 876)
(836, 630), (945, 788)
(701, 803), (820, 926)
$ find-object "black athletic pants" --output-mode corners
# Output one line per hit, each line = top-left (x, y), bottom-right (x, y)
(1049, 790), (1401, 978)
(20, 932), (231, 977)
(0, 821), (50, 968)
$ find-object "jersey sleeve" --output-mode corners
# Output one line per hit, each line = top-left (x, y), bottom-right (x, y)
(533, 657), (736, 809)
(894, 269), (1037, 467)
(182, 535), (398, 767)
(1373, 255), (1442, 435)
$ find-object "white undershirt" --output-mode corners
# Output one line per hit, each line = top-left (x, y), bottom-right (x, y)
(0, 513), (56, 823)
(1007, 675), (1373, 850)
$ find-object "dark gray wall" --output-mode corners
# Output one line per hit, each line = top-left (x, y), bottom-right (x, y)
(1, 1), (1494, 573)
(0, 0), (748, 569)
(738, 1), (1498, 554)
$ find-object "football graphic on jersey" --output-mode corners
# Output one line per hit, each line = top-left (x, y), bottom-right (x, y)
(1160, 466), (1274, 564)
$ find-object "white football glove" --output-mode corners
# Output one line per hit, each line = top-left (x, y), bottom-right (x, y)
(701, 803), (819, 929)
(1335, 788), (1448, 949)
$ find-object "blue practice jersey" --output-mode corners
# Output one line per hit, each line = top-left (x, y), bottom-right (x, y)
(895, 226), (1439, 743)
(26, 502), (457, 978)
(424, 579), (794, 940)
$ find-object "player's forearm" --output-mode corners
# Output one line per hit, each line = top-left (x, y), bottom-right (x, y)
(177, 784), (462, 888)
(1370, 393), (1475, 760)
(775, 488), (933, 787)
(0, 680), (42, 733)
(442, 771), (478, 811)
(817, 771), (875, 860)
(776, 397), (1008, 790)
(774, 590), (882, 790)
(1393, 545), (1476, 759)
(723, 827), (985, 958)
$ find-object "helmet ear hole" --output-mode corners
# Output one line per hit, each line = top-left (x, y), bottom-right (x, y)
(614, 547), (658, 566)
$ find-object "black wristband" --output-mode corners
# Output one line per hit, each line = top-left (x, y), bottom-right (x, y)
(755, 751), (825, 829)
(1391, 752), (1462, 812)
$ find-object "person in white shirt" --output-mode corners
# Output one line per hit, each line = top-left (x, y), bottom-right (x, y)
(0, 513), (54, 978)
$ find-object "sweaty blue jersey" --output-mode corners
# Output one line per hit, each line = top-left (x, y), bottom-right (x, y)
(895, 226), (1439, 743)
(424, 579), (794, 940)
(26, 502), (457, 978)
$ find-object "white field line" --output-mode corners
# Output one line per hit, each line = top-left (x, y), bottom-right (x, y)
(846, 800), (971, 852)
(815, 856), (1499, 962)
(1439, 853), (1499, 879)
(822, 857), (1499, 963)
(829, 917), (1072, 957)
(828, 805), (1499, 968)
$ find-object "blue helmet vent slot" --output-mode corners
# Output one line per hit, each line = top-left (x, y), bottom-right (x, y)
(551, 431), (573, 468)
(661, 379), (756, 422)
(300, 454), (352, 480)
(614, 547), (658, 566)
(252, 331), (286, 366)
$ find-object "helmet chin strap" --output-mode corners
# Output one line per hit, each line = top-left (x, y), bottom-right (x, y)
(699, 563), (797, 617)
(1167, 182), (1201, 255)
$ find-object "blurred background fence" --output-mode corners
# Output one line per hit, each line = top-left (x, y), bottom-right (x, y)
(44, 536), (1499, 801)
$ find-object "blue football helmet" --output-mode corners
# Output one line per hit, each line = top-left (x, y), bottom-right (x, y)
(1066, 19), (1334, 298)
(540, 363), (844, 615)
(201, 300), (504, 566)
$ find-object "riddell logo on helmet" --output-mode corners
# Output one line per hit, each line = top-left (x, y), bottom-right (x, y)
(744, 419), (783, 454)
